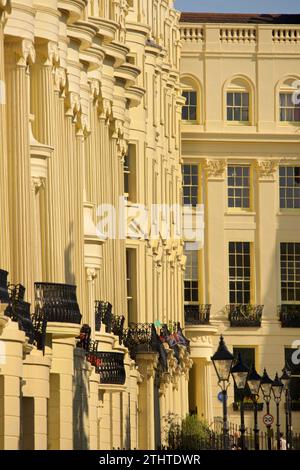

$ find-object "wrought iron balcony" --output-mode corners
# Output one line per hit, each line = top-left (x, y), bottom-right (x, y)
(95, 300), (112, 333)
(0, 269), (9, 303)
(184, 304), (211, 325)
(87, 341), (126, 385)
(279, 305), (300, 327)
(112, 314), (125, 344)
(124, 323), (168, 371)
(227, 304), (263, 327)
(5, 283), (35, 344)
(34, 282), (82, 324)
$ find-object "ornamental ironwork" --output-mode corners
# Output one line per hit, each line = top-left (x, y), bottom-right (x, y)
(279, 304), (300, 327)
(227, 304), (263, 327)
(111, 314), (125, 344)
(34, 282), (82, 324)
(5, 284), (35, 345)
(0, 269), (9, 302)
(95, 300), (112, 333)
(86, 340), (126, 385)
(184, 304), (211, 325)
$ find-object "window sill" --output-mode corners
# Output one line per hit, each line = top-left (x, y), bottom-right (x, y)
(277, 211), (300, 216)
(225, 211), (256, 216)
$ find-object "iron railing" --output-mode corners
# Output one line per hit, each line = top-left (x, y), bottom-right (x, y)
(87, 340), (126, 385)
(34, 282), (82, 324)
(227, 304), (263, 327)
(5, 284), (35, 345)
(279, 304), (300, 327)
(184, 304), (211, 325)
(0, 269), (9, 302)
(112, 314), (125, 344)
(95, 300), (112, 333)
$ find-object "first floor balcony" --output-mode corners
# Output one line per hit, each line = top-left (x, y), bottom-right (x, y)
(279, 304), (300, 327)
(184, 304), (211, 325)
(87, 343), (126, 385)
(227, 304), (264, 327)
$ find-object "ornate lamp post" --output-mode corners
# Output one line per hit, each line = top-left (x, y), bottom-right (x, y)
(272, 372), (284, 450)
(280, 366), (292, 450)
(260, 368), (274, 451)
(231, 353), (249, 450)
(211, 335), (234, 450)
(247, 365), (261, 451)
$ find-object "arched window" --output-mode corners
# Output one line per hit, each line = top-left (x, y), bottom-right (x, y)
(277, 77), (300, 123)
(181, 76), (201, 124)
(224, 76), (254, 125)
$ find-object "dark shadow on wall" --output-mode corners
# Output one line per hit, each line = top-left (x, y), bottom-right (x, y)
(64, 222), (75, 285)
(73, 349), (89, 450)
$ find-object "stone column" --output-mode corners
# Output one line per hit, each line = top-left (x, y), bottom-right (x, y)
(5, 39), (35, 295)
(0, 7), (10, 271)
(46, 324), (80, 450)
(255, 160), (279, 319)
(135, 353), (158, 450)
(30, 41), (65, 283)
(204, 159), (227, 314)
(22, 349), (51, 450)
(0, 317), (25, 450)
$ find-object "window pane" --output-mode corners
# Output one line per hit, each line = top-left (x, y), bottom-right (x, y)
(234, 108), (241, 121)
(235, 93), (241, 106)
(182, 107), (188, 120)
(190, 91), (197, 106)
(227, 107), (233, 121)
(227, 93), (233, 106)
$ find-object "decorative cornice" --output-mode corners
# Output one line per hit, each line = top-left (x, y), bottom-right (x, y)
(204, 159), (227, 179)
(255, 159), (280, 181)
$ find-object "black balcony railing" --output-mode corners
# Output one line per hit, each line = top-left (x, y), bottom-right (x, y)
(112, 314), (125, 344)
(227, 304), (263, 327)
(76, 324), (92, 352)
(34, 282), (82, 324)
(5, 284), (35, 344)
(86, 341), (126, 385)
(95, 300), (113, 333)
(184, 304), (211, 325)
(0, 269), (9, 303)
(279, 304), (300, 327)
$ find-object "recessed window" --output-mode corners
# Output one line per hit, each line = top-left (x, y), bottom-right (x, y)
(280, 93), (300, 122)
(279, 166), (300, 209)
(182, 164), (198, 207)
(229, 242), (251, 304)
(227, 92), (249, 122)
(182, 90), (197, 121)
(184, 248), (199, 303)
(228, 165), (251, 209)
(280, 243), (300, 302)
(123, 144), (136, 202)
(285, 348), (300, 411)
(126, 248), (137, 324)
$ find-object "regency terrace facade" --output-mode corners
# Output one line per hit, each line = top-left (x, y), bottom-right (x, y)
(0, 1), (300, 451)
(180, 12), (300, 433)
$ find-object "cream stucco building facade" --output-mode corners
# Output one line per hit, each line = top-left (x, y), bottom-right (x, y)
(180, 12), (300, 435)
(0, 0), (190, 450)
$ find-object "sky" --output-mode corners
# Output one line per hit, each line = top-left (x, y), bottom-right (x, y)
(174, 0), (300, 14)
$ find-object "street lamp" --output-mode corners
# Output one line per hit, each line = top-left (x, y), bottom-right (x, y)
(231, 353), (249, 450)
(272, 372), (284, 450)
(280, 366), (292, 450)
(211, 335), (234, 450)
(247, 365), (261, 451)
(260, 368), (274, 451)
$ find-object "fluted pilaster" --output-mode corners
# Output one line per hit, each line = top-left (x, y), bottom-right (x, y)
(5, 39), (35, 297)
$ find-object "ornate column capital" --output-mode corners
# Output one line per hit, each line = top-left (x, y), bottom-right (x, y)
(5, 38), (35, 67)
(0, 0), (11, 21)
(86, 267), (97, 282)
(35, 41), (59, 67)
(204, 159), (227, 179)
(54, 66), (67, 95)
(255, 159), (280, 181)
(31, 176), (45, 194)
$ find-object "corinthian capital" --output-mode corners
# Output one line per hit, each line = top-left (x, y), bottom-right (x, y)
(204, 159), (227, 179)
(0, 0), (11, 19)
(255, 159), (280, 180)
(5, 39), (35, 67)
(35, 41), (59, 66)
